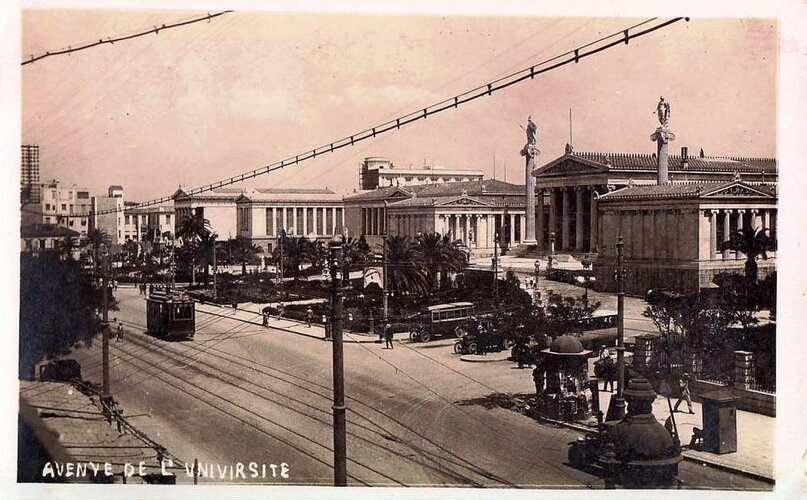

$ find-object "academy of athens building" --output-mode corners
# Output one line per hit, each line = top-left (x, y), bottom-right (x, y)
(531, 148), (778, 255)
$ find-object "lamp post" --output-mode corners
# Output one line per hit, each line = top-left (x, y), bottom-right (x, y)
(278, 229), (286, 299)
(576, 275), (597, 309)
(548, 231), (556, 270)
(492, 231), (499, 307)
(328, 235), (347, 486)
(606, 234), (627, 422)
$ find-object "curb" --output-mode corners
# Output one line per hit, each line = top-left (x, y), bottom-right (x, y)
(459, 353), (511, 363)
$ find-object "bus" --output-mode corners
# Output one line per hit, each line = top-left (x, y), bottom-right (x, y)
(409, 302), (476, 342)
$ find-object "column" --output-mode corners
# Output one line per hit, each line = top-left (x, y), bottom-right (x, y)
(536, 190), (545, 247)
(548, 188), (558, 249)
(331, 208), (337, 236)
(575, 187), (585, 252)
(722, 210), (732, 259)
(751, 209), (761, 231)
(709, 210), (718, 260)
(735, 210), (746, 259)
(282, 207), (288, 233)
(589, 188), (598, 252)
(271, 207), (277, 236)
(509, 214), (516, 246)
(487, 214), (494, 247)
(561, 187), (571, 250)
(302, 207), (308, 236)
(519, 214), (526, 244)
(763, 209), (771, 232)
(479, 214), (488, 249)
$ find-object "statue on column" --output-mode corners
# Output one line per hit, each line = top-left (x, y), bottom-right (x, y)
(656, 97), (671, 127)
(520, 116), (541, 159)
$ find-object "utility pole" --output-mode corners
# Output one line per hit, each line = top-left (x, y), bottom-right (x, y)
(329, 236), (347, 486)
(606, 234), (627, 421)
(212, 237), (217, 297)
(382, 201), (389, 325)
(100, 246), (111, 402)
(492, 232), (499, 308)
(171, 233), (176, 290)
(279, 230), (285, 299)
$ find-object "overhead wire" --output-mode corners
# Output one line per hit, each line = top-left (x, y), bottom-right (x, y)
(58, 17), (687, 219)
(21, 11), (233, 66)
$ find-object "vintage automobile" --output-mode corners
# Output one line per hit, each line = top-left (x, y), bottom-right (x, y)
(409, 302), (476, 342)
(453, 317), (515, 354)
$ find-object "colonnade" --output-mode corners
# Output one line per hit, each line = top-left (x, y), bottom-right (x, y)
(361, 207), (386, 235)
(706, 207), (777, 260)
(266, 206), (343, 237)
(537, 185), (605, 253)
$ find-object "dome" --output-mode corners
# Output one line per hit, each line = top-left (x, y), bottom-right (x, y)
(609, 414), (681, 464)
(549, 334), (584, 354)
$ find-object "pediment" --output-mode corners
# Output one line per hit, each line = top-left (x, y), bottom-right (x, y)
(437, 196), (493, 207)
(701, 181), (775, 199)
(533, 155), (609, 178)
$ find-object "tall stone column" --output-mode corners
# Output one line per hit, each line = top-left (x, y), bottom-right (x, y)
(751, 209), (760, 231)
(709, 210), (718, 260)
(651, 97), (676, 185)
(271, 207), (277, 236)
(331, 208), (337, 236)
(548, 189), (558, 250)
(722, 209), (732, 259)
(520, 117), (539, 245)
(589, 188), (598, 252)
(510, 214), (516, 246)
(561, 187), (571, 250)
(536, 189), (545, 248)
(302, 207), (308, 236)
(575, 187), (585, 252)
(519, 214), (525, 244)
(736, 210), (746, 259)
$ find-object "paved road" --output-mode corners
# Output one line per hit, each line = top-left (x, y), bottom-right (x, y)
(62, 288), (768, 489)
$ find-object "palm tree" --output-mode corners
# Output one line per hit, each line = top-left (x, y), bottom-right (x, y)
(198, 230), (218, 287)
(230, 236), (263, 274)
(721, 227), (777, 283)
(176, 214), (213, 285)
(385, 235), (428, 297)
(342, 235), (372, 280)
(415, 232), (444, 290)
(122, 239), (139, 267)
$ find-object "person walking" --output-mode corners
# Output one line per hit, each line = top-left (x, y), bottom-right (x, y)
(306, 307), (314, 327)
(115, 319), (123, 342)
(476, 323), (487, 356)
(673, 372), (695, 414)
(533, 362), (545, 398)
(262, 311), (269, 327)
(384, 323), (394, 349)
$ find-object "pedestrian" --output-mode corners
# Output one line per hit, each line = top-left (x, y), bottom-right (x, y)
(262, 311), (269, 327)
(278, 303), (285, 319)
(533, 362), (545, 398)
(306, 307), (314, 327)
(384, 323), (394, 349)
(476, 324), (487, 356)
(232, 299), (238, 310)
(149, 284), (154, 295)
(115, 319), (123, 342)
(673, 372), (695, 414)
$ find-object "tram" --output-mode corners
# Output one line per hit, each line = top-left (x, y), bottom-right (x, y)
(145, 288), (195, 340)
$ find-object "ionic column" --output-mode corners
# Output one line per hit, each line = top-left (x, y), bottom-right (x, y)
(282, 207), (288, 233)
(519, 214), (526, 244)
(722, 209), (732, 259)
(589, 188), (598, 252)
(763, 210), (771, 231)
(509, 214), (516, 245)
(751, 209), (760, 231)
(709, 210), (718, 260)
(548, 189), (558, 249)
(302, 207), (308, 236)
(536, 190), (545, 247)
(575, 187), (585, 252)
(271, 207), (277, 236)
(736, 210), (746, 259)
(561, 187), (571, 250)
(331, 208), (337, 236)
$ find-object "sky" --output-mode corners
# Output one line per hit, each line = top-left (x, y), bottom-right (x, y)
(21, 11), (777, 202)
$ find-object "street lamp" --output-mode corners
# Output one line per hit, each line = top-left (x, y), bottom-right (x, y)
(576, 275), (596, 309)
(547, 231), (556, 270)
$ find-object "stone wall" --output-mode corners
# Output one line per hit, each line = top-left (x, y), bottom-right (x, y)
(691, 379), (775, 417)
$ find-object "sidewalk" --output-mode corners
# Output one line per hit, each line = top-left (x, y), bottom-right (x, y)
(590, 383), (774, 482)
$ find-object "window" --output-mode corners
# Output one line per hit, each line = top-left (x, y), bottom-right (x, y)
(61, 204), (66, 211)
(45, 204), (50, 211)
(125, 215), (130, 225)
(165, 214), (171, 223)
(81, 219), (87, 226)
(69, 220), (74, 227)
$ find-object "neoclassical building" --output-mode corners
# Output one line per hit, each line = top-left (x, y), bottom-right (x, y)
(594, 180), (777, 295)
(343, 179), (525, 254)
(235, 188), (344, 251)
(173, 187), (242, 240)
(532, 148), (777, 254)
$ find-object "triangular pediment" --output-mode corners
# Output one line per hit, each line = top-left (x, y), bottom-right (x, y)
(386, 188), (412, 200)
(437, 196), (494, 207)
(701, 181), (775, 199)
(533, 155), (609, 178)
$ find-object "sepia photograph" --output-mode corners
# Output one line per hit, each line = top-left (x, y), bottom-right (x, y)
(5, 1), (806, 497)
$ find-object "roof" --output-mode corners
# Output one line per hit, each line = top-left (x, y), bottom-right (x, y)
(390, 194), (525, 209)
(21, 223), (80, 238)
(535, 152), (777, 178)
(124, 205), (173, 215)
(572, 152), (776, 173)
(597, 180), (777, 201)
(344, 179), (524, 203)
(108, 185), (124, 190)
(545, 334), (588, 355)
(236, 187), (341, 203)
(426, 302), (475, 311)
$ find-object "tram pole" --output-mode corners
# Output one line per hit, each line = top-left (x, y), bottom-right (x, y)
(101, 248), (111, 401)
(329, 236), (347, 486)
(606, 234), (627, 421)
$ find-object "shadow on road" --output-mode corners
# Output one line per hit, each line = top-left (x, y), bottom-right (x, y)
(455, 392), (538, 415)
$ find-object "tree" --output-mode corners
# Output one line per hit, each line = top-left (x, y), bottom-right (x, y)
(543, 291), (601, 336)
(122, 239), (139, 267)
(19, 253), (116, 379)
(385, 235), (428, 297)
(176, 214), (214, 285)
(415, 232), (469, 291)
(720, 227), (776, 283)
(229, 236), (264, 273)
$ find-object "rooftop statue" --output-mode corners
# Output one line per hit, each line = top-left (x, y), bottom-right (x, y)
(656, 97), (671, 127)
